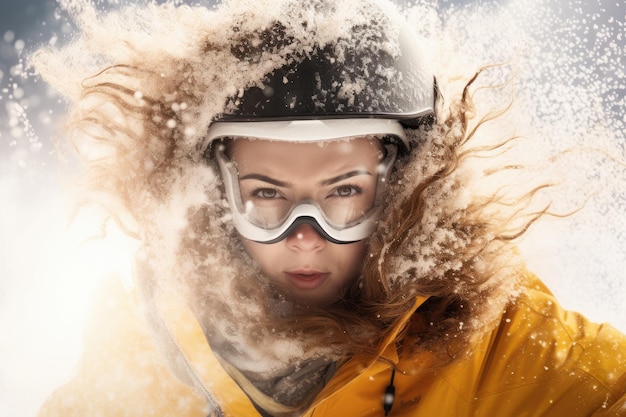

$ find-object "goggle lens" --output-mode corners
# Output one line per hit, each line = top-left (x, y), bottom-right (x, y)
(238, 177), (377, 230)
(215, 138), (397, 243)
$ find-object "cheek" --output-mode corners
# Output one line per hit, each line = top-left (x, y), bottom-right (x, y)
(240, 239), (273, 267)
(343, 242), (368, 273)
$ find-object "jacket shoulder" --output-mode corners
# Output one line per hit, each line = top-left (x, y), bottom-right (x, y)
(445, 272), (626, 415)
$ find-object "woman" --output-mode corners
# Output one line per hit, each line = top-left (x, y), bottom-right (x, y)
(33, 0), (626, 415)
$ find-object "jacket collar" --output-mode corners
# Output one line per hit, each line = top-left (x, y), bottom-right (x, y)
(155, 291), (430, 415)
(305, 295), (430, 411)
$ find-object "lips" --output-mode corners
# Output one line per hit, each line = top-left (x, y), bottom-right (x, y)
(284, 270), (330, 290)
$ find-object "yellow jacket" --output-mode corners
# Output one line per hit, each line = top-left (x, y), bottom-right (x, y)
(39, 273), (626, 416)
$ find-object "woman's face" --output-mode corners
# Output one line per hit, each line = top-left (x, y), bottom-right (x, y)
(229, 137), (383, 305)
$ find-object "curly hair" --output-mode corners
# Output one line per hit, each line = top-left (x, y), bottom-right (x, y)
(248, 68), (557, 367)
(32, 0), (562, 395)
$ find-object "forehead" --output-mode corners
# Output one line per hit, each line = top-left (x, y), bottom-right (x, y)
(228, 136), (382, 160)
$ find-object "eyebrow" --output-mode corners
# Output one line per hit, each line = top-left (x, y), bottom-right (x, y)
(239, 169), (372, 187)
(320, 170), (372, 186)
(239, 174), (290, 187)
(239, 169), (372, 188)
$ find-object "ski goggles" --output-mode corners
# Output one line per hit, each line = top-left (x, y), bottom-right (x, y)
(205, 120), (406, 244)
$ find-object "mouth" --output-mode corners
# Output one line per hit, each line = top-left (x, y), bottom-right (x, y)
(284, 270), (330, 290)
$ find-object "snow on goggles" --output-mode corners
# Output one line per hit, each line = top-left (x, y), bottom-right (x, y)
(214, 139), (398, 244)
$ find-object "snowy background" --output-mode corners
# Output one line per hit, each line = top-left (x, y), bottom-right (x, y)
(0, 0), (624, 416)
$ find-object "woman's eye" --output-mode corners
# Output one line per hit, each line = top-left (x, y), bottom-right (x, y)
(333, 185), (361, 197)
(254, 188), (280, 199)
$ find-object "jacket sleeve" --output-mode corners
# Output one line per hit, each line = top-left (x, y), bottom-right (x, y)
(303, 274), (626, 417)
(538, 285), (626, 416)
(37, 275), (208, 417)
(471, 274), (626, 416)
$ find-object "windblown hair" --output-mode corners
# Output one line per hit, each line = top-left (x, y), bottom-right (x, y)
(258, 69), (555, 367)
(48, 63), (549, 361)
(32, 0), (560, 403)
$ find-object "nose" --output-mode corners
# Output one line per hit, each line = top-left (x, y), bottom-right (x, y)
(286, 223), (326, 252)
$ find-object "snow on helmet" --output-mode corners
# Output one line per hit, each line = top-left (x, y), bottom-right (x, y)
(204, 2), (435, 243)
(205, 3), (435, 150)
